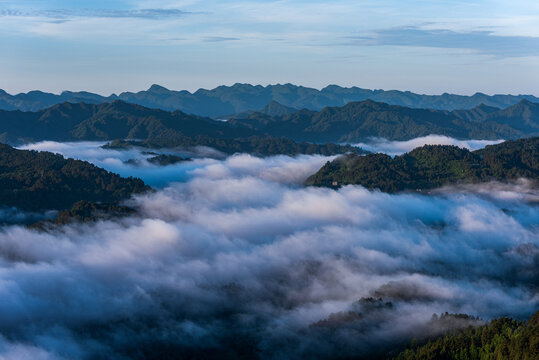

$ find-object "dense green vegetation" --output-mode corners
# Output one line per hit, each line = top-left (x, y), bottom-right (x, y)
(0, 101), (363, 156)
(230, 99), (539, 142)
(1, 98), (537, 155)
(306, 137), (539, 192)
(51, 200), (137, 225)
(1, 83), (537, 114)
(123, 153), (190, 166)
(0, 101), (255, 142)
(147, 154), (189, 166)
(0, 143), (149, 211)
(103, 136), (366, 157)
(393, 311), (539, 360)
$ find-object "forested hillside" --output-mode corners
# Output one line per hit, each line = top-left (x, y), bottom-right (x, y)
(306, 137), (539, 191)
(393, 311), (538, 360)
(229, 99), (539, 142)
(0, 143), (149, 211)
(0, 101), (362, 156)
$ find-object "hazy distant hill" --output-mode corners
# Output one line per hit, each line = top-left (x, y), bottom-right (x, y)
(225, 100), (298, 119)
(229, 99), (539, 142)
(306, 137), (539, 192)
(1, 84), (537, 115)
(0, 101), (362, 157)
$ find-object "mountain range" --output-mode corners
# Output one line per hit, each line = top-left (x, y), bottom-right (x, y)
(1, 83), (538, 116)
(0, 101), (361, 157)
(1, 98), (538, 156)
(229, 99), (539, 142)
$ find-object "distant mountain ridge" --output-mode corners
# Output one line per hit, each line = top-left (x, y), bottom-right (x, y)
(0, 101), (362, 157)
(1, 99), (538, 155)
(1, 83), (537, 115)
(229, 99), (539, 142)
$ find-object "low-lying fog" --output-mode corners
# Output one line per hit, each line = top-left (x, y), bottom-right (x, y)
(354, 135), (504, 156)
(1, 137), (536, 359)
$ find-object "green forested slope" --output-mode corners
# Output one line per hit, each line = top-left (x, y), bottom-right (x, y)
(393, 311), (539, 360)
(0, 143), (149, 211)
(229, 99), (539, 142)
(0, 101), (361, 156)
(306, 137), (539, 191)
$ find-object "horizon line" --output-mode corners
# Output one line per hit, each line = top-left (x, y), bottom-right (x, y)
(2, 82), (539, 98)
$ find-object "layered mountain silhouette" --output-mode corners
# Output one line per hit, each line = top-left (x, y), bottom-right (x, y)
(229, 99), (539, 142)
(224, 100), (298, 120)
(0, 101), (256, 143)
(1, 99), (538, 154)
(0, 101), (361, 157)
(1, 83), (537, 115)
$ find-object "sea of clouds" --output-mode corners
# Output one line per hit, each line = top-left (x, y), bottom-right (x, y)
(1, 138), (536, 359)
(354, 135), (504, 156)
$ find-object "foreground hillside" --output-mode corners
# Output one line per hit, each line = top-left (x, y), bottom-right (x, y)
(0, 143), (149, 212)
(1, 83), (538, 114)
(230, 99), (539, 142)
(306, 137), (539, 192)
(0, 101), (361, 156)
(393, 311), (538, 360)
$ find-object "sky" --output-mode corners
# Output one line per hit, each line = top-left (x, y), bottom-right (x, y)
(0, 0), (538, 95)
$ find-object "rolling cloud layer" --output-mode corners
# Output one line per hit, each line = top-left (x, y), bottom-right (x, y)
(354, 135), (504, 156)
(0, 141), (537, 359)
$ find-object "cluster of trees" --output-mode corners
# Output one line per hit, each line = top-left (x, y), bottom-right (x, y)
(146, 154), (188, 166)
(394, 311), (538, 360)
(104, 135), (365, 157)
(50, 200), (136, 225)
(0, 143), (149, 212)
(306, 137), (538, 192)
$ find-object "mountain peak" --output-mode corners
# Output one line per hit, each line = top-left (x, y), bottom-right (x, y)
(517, 99), (532, 105)
(473, 103), (500, 112)
(261, 101), (297, 116)
(147, 84), (170, 93)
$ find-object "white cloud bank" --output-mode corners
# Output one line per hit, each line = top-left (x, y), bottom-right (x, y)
(0, 141), (537, 359)
(354, 135), (504, 156)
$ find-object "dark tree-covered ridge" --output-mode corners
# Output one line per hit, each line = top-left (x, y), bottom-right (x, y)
(0, 143), (149, 211)
(306, 137), (539, 192)
(1, 98), (537, 156)
(393, 311), (539, 360)
(229, 99), (539, 142)
(0, 101), (364, 156)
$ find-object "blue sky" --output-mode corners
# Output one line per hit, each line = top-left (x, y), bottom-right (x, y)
(0, 0), (538, 95)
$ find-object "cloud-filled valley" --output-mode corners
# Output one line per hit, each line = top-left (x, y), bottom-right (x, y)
(354, 135), (504, 156)
(0, 139), (537, 359)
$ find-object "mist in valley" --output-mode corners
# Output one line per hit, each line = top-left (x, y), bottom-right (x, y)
(0, 138), (536, 359)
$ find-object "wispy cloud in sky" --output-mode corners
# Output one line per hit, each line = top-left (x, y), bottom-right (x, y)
(0, 0), (538, 95)
(203, 36), (240, 42)
(348, 26), (539, 57)
(0, 8), (190, 19)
